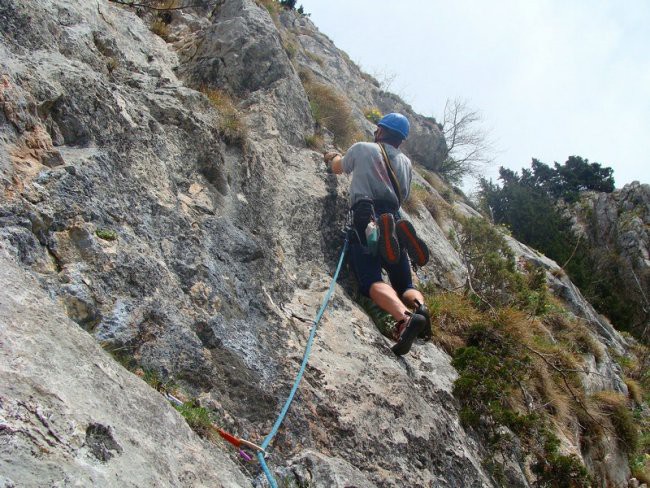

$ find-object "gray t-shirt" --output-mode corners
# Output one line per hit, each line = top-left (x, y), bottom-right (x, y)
(342, 142), (412, 208)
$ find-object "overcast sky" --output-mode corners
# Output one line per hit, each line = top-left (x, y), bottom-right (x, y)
(301, 0), (650, 190)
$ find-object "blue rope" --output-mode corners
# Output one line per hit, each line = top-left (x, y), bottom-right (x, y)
(257, 236), (349, 487)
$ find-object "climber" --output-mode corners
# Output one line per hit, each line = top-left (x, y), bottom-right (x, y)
(323, 113), (431, 356)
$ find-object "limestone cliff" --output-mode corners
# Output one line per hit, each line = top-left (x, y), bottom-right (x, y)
(566, 182), (650, 340)
(0, 1), (643, 487)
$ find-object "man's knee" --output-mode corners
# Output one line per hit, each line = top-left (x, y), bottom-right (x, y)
(401, 287), (424, 306)
(368, 281), (387, 295)
(369, 281), (402, 300)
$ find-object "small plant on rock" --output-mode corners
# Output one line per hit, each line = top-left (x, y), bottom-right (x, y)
(96, 228), (118, 241)
(304, 133), (324, 150)
(200, 87), (247, 147)
(175, 399), (215, 438)
(364, 107), (382, 124)
(150, 18), (171, 40)
(305, 51), (325, 67)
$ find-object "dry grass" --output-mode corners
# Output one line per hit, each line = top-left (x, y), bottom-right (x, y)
(424, 287), (591, 424)
(421, 169), (455, 203)
(542, 311), (573, 332)
(592, 391), (638, 453)
(305, 51), (325, 66)
(200, 87), (247, 146)
(422, 289), (481, 355)
(283, 39), (298, 59)
(403, 178), (451, 227)
(531, 362), (573, 422)
(305, 133), (324, 151)
(401, 184), (428, 214)
(106, 57), (118, 73)
(255, 0), (281, 25)
(626, 379), (643, 405)
(542, 313), (605, 362)
(551, 267), (566, 278)
(150, 19), (170, 39)
(566, 324), (605, 362)
(302, 80), (361, 149)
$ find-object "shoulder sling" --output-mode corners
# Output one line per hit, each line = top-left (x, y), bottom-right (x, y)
(377, 143), (403, 207)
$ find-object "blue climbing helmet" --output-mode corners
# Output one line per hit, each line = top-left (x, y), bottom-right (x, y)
(377, 112), (410, 140)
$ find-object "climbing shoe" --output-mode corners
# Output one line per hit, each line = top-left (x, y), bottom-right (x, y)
(392, 312), (426, 356)
(378, 213), (400, 265)
(414, 299), (432, 339)
(396, 219), (429, 267)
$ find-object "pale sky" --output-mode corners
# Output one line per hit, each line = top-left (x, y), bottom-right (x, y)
(301, 0), (650, 190)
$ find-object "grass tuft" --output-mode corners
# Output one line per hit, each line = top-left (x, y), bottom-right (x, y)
(200, 87), (247, 146)
(304, 133), (324, 151)
(592, 391), (639, 453)
(174, 399), (215, 438)
(150, 18), (170, 40)
(302, 79), (361, 149)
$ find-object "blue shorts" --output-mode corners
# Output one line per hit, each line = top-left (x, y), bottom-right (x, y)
(349, 241), (414, 297)
(348, 205), (414, 297)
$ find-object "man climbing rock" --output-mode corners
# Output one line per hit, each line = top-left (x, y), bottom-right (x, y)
(324, 113), (431, 356)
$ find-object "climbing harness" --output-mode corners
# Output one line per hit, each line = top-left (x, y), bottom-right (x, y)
(256, 234), (349, 487)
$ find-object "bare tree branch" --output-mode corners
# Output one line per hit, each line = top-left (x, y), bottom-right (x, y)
(439, 97), (496, 183)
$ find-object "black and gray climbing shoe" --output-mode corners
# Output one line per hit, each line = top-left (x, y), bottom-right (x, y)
(392, 313), (426, 356)
(414, 299), (432, 339)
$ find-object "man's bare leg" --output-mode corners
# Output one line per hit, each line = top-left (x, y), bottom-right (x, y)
(369, 282), (410, 322)
(370, 282), (426, 355)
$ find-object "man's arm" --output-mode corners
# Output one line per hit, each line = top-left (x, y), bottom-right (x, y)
(323, 151), (344, 174)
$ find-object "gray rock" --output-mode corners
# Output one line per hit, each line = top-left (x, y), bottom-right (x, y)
(0, 249), (251, 487)
(565, 182), (650, 336)
(0, 0), (638, 486)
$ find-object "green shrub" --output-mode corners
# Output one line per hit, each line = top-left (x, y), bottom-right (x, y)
(532, 451), (591, 488)
(451, 316), (591, 487)
(631, 453), (650, 485)
(357, 295), (395, 338)
(279, 0), (296, 8)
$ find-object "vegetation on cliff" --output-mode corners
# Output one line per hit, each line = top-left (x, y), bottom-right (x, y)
(478, 158), (648, 343)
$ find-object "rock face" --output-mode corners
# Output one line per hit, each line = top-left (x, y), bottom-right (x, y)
(0, 0), (637, 486)
(568, 182), (650, 337)
(0, 249), (251, 487)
